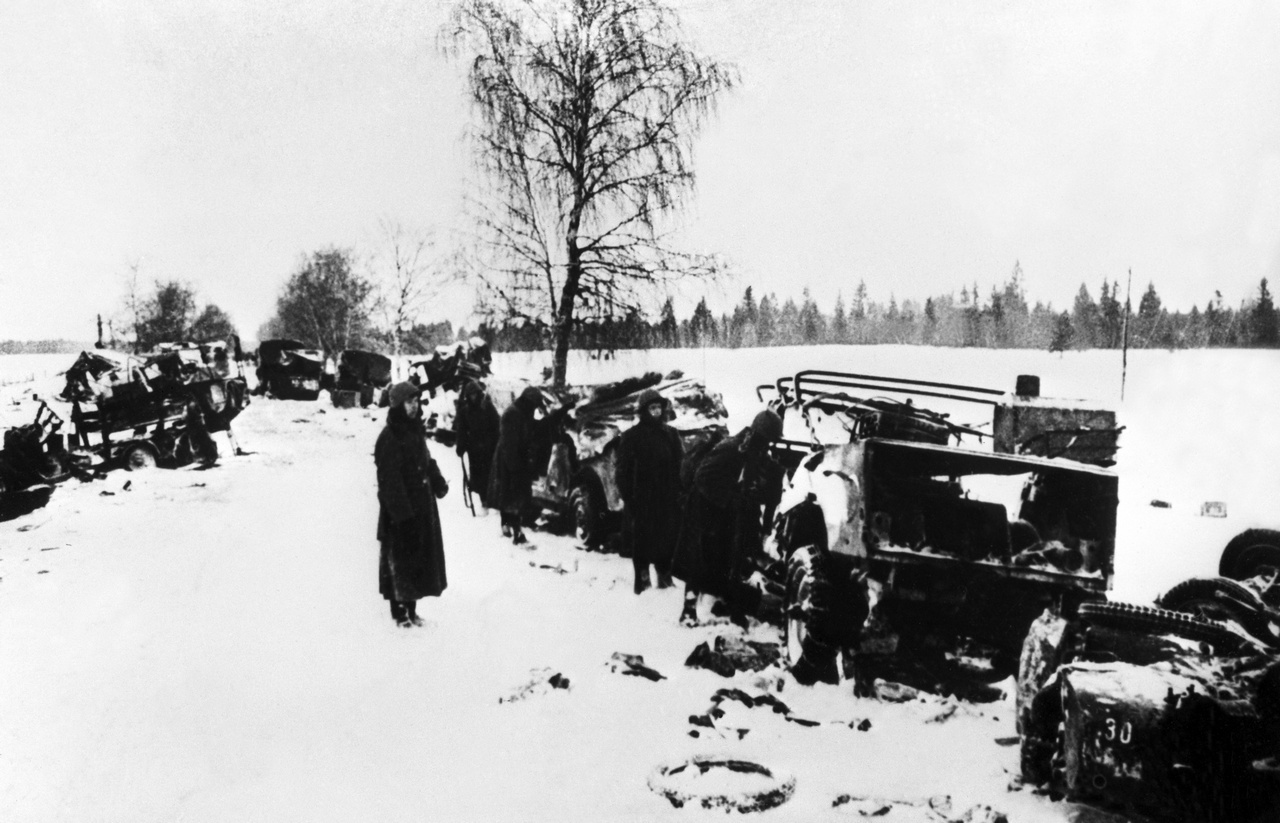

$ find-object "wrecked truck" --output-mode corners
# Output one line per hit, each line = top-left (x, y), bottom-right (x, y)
(440, 372), (728, 547)
(255, 339), (324, 400)
(530, 373), (729, 547)
(769, 370), (1122, 686)
(65, 346), (250, 470)
(333, 350), (393, 408)
(1017, 573), (1280, 822)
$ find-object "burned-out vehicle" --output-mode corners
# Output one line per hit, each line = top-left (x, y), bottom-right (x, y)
(409, 338), (493, 398)
(333, 350), (393, 407)
(255, 339), (324, 400)
(768, 370), (1122, 686)
(438, 372), (728, 545)
(0, 401), (80, 498)
(528, 374), (728, 546)
(1017, 573), (1280, 822)
(65, 345), (250, 469)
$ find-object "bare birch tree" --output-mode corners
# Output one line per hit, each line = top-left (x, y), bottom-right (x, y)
(372, 219), (449, 372)
(446, 0), (736, 386)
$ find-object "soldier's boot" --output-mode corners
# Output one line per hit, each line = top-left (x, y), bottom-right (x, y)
(405, 600), (424, 627)
(656, 566), (674, 589)
(634, 565), (652, 595)
(390, 600), (412, 628)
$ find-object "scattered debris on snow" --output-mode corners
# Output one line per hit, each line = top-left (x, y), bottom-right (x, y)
(607, 652), (666, 681)
(830, 793), (1006, 823)
(498, 667), (571, 704)
(528, 561), (573, 574)
(872, 679), (921, 703)
(685, 634), (781, 677)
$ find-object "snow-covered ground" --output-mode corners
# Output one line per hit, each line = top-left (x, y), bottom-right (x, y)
(1, 345), (1276, 821)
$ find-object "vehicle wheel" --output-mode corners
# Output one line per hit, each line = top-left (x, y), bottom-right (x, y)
(1076, 601), (1243, 652)
(1220, 529), (1280, 580)
(569, 477), (607, 549)
(39, 453), (70, 483)
(1159, 577), (1280, 649)
(122, 443), (159, 471)
(784, 546), (841, 685)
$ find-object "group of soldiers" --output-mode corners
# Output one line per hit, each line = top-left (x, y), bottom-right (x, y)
(451, 367), (787, 626)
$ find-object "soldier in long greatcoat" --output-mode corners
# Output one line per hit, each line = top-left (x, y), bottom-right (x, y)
(454, 363), (500, 510)
(488, 386), (544, 545)
(616, 388), (684, 594)
(376, 381), (449, 627)
(672, 408), (784, 625)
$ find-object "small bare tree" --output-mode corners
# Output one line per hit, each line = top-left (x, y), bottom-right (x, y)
(372, 219), (449, 373)
(446, 0), (736, 387)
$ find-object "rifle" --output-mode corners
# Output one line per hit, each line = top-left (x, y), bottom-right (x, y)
(460, 452), (476, 516)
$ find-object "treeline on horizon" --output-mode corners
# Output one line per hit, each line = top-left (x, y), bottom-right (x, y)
(0, 340), (88, 355)
(471, 266), (1280, 354)
(7, 267), (1280, 359)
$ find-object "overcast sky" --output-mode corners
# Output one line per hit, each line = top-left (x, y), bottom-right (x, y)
(3, 0), (1279, 341)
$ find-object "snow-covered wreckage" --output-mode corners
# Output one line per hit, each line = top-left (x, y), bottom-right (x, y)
(534, 372), (728, 546)
(59, 344), (250, 470)
(255, 339), (324, 400)
(442, 371), (727, 545)
(767, 369), (1122, 686)
(1018, 572), (1280, 822)
(332, 349), (393, 408)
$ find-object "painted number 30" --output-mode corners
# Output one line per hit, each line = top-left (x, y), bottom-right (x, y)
(1103, 718), (1133, 745)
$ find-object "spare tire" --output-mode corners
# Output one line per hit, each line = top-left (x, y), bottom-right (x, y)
(648, 755), (795, 813)
(1077, 601), (1242, 651)
(121, 442), (159, 471)
(1220, 529), (1280, 580)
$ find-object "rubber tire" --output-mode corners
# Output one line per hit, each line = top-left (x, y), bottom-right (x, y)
(122, 443), (159, 471)
(1220, 529), (1280, 580)
(569, 477), (607, 549)
(1077, 601), (1242, 651)
(648, 756), (796, 813)
(784, 546), (841, 685)
(1160, 576), (1279, 650)
(39, 453), (70, 483)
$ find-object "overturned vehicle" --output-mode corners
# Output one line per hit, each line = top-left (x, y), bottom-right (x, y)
(63, 345), (250, 470)
(1018, 574), (1280, 822)
(255, 339), (324, 400)
(768, 370), (1122, 687)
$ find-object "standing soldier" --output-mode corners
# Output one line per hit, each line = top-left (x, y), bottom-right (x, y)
(672, 408), (785, 625)
(488, 386), (544, 545)
(616, 388), (684, 594)
(454, 361), (500, 512)
(375, 382), (449, 627)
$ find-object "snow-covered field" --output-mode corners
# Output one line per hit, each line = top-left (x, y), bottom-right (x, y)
(1, 345), (1276, 821)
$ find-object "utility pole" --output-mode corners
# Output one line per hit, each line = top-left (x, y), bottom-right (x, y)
(1120, 268), (1133, 401)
